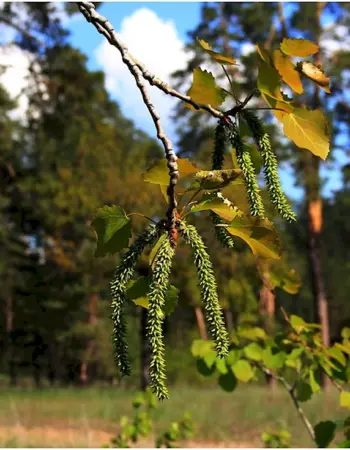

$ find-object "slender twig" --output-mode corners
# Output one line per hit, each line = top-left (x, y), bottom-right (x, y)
(259, 365), (316, 443)
(78, 2), (179, 239)
(132, 58), (223, 119)
(224, 89), (258, 117)
(244, 107), (287, 112)
(221, 65), (239, 103)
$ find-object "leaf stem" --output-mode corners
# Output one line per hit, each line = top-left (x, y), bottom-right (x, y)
(127, 213), (158, 225)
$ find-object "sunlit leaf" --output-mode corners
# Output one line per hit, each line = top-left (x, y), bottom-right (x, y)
(191, 339), (214, 358)
(273, 50), (303, 94)
(280, 38), (319, 57)
(223, 216), (282, 260)
(256, 44), (272, 64)
(231, 359), (254, 382)
(216, 357), (228, 375)
(297, 61), (331, 94)
(327, 347), (347, 367)
(262, 262), (301, 294)
(92, 205), (131, 257)
(198, 38), (236, 65)
(243, 343), (263, 361)
(257, 61), (283, 101)
(282, 107), (330, 160)
(143, 158), (200, 186)
(261, 94), (294, 122)
(340, 391), (350, 409)
(262, 348), (286, 369)
(190, 193), (242, 221)
(187, 68), (226, 107)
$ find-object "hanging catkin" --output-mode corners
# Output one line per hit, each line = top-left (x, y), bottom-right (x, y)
(147, 235), (175, 400)
(228, 123), (265, 217)
(242, 111), (296, 222)
(178, 220), (229, 358)
(211, 120), (236, 248)
(110, 224), (158, 376)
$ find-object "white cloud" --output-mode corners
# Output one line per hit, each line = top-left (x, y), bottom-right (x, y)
(0, 44), (31, 120)
(95, 8), (192, 143)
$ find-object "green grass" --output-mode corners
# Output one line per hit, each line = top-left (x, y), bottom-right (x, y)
(0, 385), (346, 447)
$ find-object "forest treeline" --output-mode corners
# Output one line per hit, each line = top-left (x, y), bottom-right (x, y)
(0, 2), (349, 388)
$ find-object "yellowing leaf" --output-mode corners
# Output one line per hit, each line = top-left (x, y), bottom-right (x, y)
(261, 94), (294, 122)
(257, 61), (283, 101)
(223, 216), (281, 260)
(256, 44), (272, 64)
(143, 158), (200, 186)
(91, 205), (131, 257)
(280, 38), (319, 57)
(282, 107), (330, 160)
(273, 50), (303, 94)
(190, 193), (243, 221)
(198, 38), (236, 65)
(297, 61), (331, 93)
(340, 391), (350, 409)
(187, 68), (226, 107)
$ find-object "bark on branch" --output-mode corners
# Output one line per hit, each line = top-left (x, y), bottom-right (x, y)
(77, 1), (179, 237)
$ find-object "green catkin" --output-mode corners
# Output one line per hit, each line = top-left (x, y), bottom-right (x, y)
(178, 220), (229, 358)
(110, 224), (158, 376)
(228, 123), (265, 218)
(147, 236), (175, 400)
(242, 111), (296, 222)
(211, 120), (236, 249)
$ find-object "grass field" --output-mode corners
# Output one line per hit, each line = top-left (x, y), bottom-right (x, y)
(0, 385), (346, 447)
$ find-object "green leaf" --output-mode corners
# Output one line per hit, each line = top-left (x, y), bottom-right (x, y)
(314, 421), (336, 448)
(197, 38), (236, 65)
(190, 193), (242, 222)
(187, 68), (226, 107)
(196, 358), (215, 377)
(262, 348), (286, 370)
(280, 38), (319, 57)
(149, 234), (167, 269)
(309, 368), (322, 393)
(342, 328), (350, 340)
(340, 392), (350, 410)
(290, 315), (307, 332)
(295, 381), (312, 402)
(92, 205), (131, 257)
(231, 360), (254, 382)
(257, 61), (283, 101)
(191, 339), (214, 358)
(327, 347), (347, 367)
(243, 343), (263, 361)
(335, 342), (350, 356)
(273, 49), (303, 94)
(297, 61), (331, 94)
(203, 350), (217, 369)
(127, 276), (179, 317)
(143, 158), (200, 186)
(218, 371), (237, 392)
(190, 169), (242, 190)
(337, 440), (350, 448)
(262, 263), (301, 295)
(223, 216), (281, 260)
(216, 357), (228, 375)
(282, 107), (330, 160)
(237, 326), (267, 341)
(226, 349), (241, 366)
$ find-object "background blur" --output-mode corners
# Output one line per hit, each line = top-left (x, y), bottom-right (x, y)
(0, 1), (349, 447)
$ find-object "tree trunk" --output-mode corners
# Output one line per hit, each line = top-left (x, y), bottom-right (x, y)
(140, 307), (151, 390)
(194, 306), (208, 340)
(5, 295), (17, 387)
(80, 293), (97, 386)
(305, 2), (330, 388)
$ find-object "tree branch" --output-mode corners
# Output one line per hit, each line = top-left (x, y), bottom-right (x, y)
(77, 1), (179, 240)
(0, 15), (46, 47)
(260, 365), (316, 443)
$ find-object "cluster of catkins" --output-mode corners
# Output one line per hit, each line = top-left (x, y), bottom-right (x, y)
(110, 111), (294, 400)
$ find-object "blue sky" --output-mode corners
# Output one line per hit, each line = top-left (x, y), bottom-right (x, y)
(56, 3), (350, 200)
